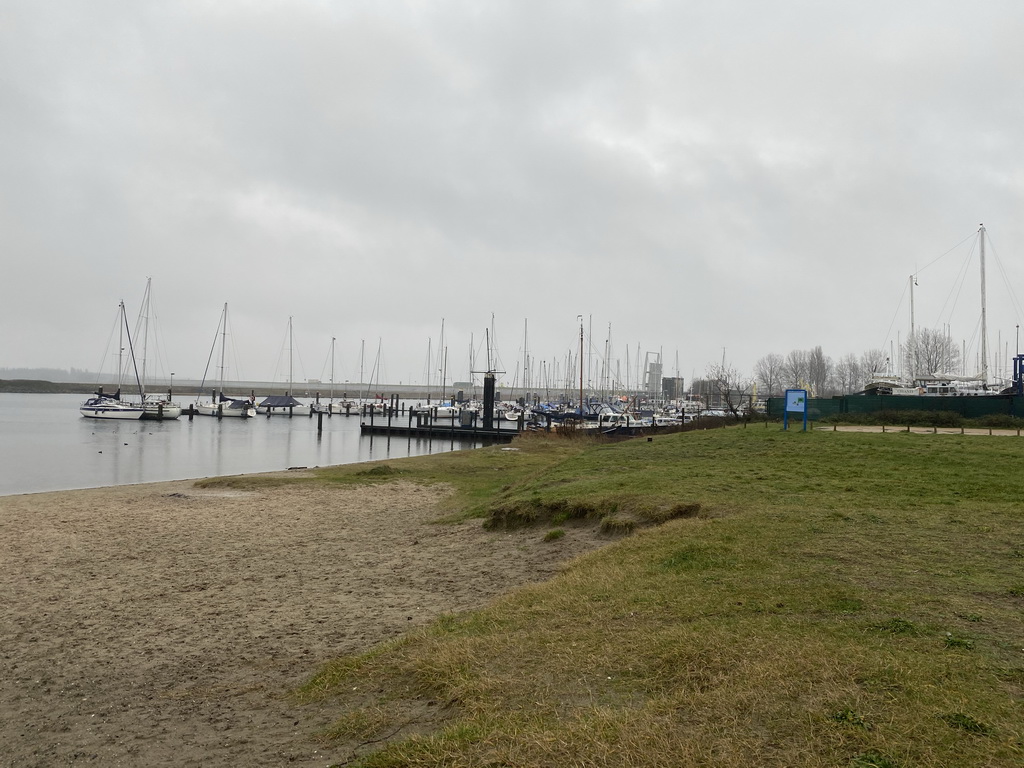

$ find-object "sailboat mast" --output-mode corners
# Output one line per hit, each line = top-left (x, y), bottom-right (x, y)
(522, 319), (529, 403)
(288, 316), (294, 396)
(329, 336), (336, 403)
(218, 303), (228, 395)
(122, 301), (144, 398)
(140, 278), (151, 393)
(909, 274), (915, 378)
(117, 301), (125, 397)
(578, 315), (584, 415)
(980, 224), (988, 384)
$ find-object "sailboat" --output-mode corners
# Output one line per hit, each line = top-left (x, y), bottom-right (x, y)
(80, 301), (146, 420)
(316, 336), (357, 414)
(133, 278), (182, 420)
(257, 317), (310, 416)
(194, 303), (257, 418)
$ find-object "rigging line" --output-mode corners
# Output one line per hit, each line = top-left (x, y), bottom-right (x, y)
(961, 314), (983, 374)
(317, 341), (334, 382)
(986, 234), (1024, 322)
(292, 337), (308, 389)
(877, 279), (910, 356)
(268, 321), (290, 385)
(94, 304), (122, 385)
(226, 309), (246, 386)
(933, 240), (975, 328)
(197, 307), (224, 393)
(915, 230), (978, 276)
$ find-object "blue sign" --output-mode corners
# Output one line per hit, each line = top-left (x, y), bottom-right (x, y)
(783, 389), (808, 431)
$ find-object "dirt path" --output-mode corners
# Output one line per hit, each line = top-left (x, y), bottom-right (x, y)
(819, 424), (1024, 435)
(0, 478), (607, 767)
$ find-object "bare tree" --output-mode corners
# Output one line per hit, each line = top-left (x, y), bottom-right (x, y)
(754, 353), (784, 398)
(704, 362), (746, 417)
(807, 346), (833, 396)
(904, 328), (961, 378)
(860, 348), (888, 378)
(834, 353), (861, 393)
(782, 349), (809, 389)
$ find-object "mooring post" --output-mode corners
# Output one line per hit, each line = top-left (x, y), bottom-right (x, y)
(317, 410), (323, 433)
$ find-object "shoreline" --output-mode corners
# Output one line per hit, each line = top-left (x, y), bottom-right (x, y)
(0, 474), (609, 766)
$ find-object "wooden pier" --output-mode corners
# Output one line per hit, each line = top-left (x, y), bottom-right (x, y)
(358, 406), (522, 442)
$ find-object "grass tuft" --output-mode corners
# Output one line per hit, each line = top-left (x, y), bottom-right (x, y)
(944, 632), (975, 650)
(870, 617), (919, 635)
(939, 712), (991, 734)
(831, 708), (870, 729)
(850, 751), (901, 768)
(598, 515), (635, 536)
(357, 464), (400, 477)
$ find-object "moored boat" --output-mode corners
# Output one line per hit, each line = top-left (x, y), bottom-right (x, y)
(256, 394), (311, 416)
(82, 301), (146, 421)
(80, 391), (144, 420)
(256, 317), (310, 416)
(195, 393), (257, 418)
(194, 303), (256, 418)
(141, 395), (183, 420)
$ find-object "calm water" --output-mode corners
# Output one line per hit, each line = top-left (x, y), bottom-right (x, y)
(0, 393), (483, 496)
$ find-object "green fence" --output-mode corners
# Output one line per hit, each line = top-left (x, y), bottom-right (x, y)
(766, 394), (1024, 421)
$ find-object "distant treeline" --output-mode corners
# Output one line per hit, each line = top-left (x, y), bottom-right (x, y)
(0, 380), (99, 394)
(0, 367), (94, 383)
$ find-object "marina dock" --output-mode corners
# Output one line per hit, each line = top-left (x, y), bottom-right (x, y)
(358, 406), (523, 442)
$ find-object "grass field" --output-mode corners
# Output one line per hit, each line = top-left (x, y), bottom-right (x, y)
(262, 426), (1023, 767)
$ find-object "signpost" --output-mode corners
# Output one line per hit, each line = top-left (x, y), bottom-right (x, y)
(784, 389), (808, 431)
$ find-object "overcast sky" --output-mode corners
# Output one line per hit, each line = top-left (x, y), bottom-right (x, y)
(3, 0), (1023, 390)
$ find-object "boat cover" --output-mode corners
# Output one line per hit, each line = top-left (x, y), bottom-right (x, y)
(258, 395), (304, 408)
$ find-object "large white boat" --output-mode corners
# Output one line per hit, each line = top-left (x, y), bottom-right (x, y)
(862, 373), (920, 396)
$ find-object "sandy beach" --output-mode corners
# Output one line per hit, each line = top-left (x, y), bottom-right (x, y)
(0, 476), (607, 767)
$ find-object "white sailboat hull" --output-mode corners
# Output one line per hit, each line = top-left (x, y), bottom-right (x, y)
(194, 401), (256, 418)
(141, 401), (182, 420)
(255, 404), (311, 416)
(80, 398), (144, 420)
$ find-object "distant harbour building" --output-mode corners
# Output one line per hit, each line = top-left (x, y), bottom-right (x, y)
(662, 376), (685, 401)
